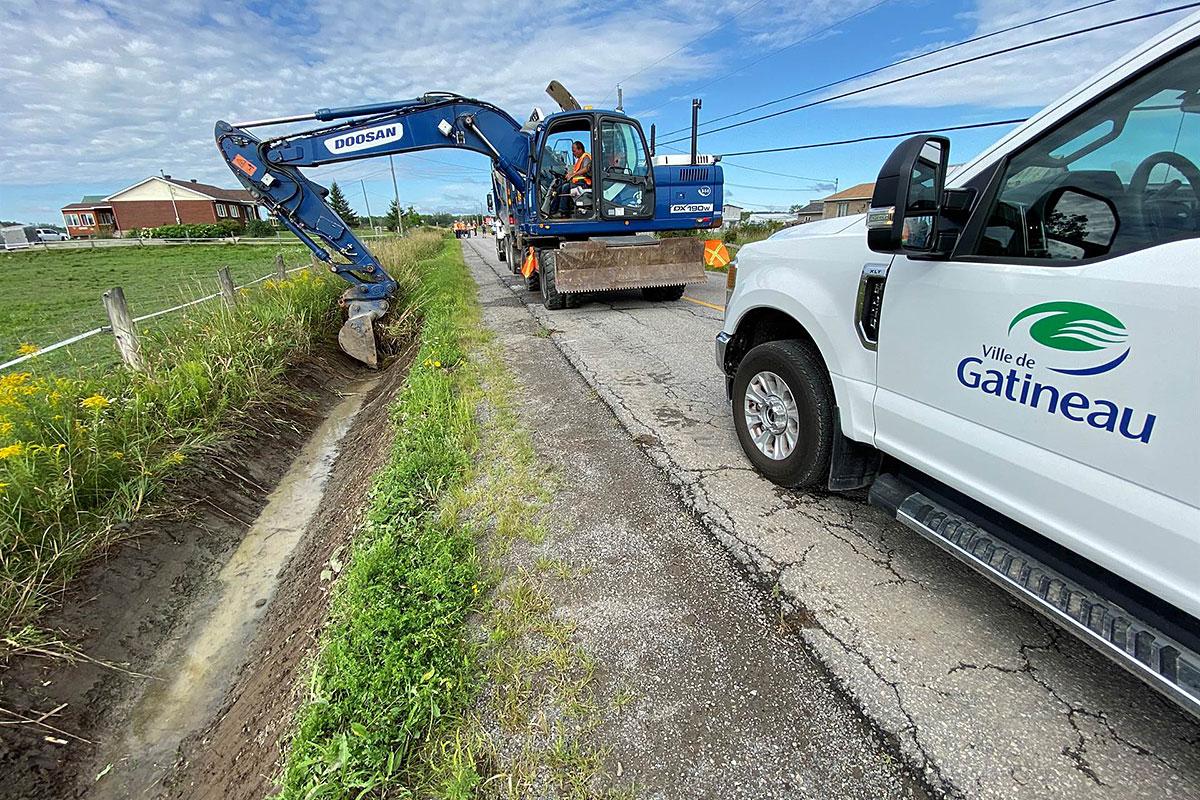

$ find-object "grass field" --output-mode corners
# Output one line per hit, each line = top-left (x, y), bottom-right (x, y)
(0, 244), (310, 371)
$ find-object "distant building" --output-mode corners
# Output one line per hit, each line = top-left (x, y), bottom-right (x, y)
(60, 176), (261, 237)
(793, 200), (824, 224)
(721, 204), (744, 231)
(60, 195), (116, 238)
(745, 211), (797, 225)
(821, 182), (875, 219)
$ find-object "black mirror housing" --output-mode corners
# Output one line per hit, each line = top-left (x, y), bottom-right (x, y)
(867, 135), (950, 254)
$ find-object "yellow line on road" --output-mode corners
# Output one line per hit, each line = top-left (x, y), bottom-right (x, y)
(683, 296), (725, 312)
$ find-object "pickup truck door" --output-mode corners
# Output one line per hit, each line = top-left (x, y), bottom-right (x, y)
(872, 44), (1200, 616)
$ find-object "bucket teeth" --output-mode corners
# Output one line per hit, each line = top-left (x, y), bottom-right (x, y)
(339, 299), (388, 368)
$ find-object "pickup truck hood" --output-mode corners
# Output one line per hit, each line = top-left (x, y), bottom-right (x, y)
(768, 213), (865, 241)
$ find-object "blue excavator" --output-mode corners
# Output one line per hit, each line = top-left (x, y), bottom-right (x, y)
(214, 83), (723, 366)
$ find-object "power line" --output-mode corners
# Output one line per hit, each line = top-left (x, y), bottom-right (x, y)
(657, 141), (835, 181)
(636, 0), (891, 117)
(658, 141), (835, 182)
(717, 118), (1028, 157)
(725, 180), (829, 191)
(661, 0), (1121, 137)
(661, 2), (1200, 145)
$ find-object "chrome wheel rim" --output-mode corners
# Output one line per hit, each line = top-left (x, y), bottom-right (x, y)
(744, 370), (800, 460)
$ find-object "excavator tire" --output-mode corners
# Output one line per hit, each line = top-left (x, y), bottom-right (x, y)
(508, 238), (521, 275)
(642, 284), (686, 302)
(539, 250), (568, 310)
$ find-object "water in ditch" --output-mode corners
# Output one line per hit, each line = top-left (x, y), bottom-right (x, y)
(90, 380), (376, 799)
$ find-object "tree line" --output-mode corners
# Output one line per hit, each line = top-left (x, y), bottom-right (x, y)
(327, 182), (480, 231)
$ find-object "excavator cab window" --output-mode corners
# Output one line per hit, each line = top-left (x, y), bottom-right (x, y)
(537, 116), (595, 220)
(598, 118), (654, 220)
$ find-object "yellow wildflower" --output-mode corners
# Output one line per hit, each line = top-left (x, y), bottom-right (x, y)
(110, 451), (124, 461)
(80, 394), (111, 411)
(0, 443), (25, 459)
(0, 420), (12, 436)
(164, 451), (186, 466)
(16, 343), (38, 356)
(433, 360), (442, 368)
(0, 482), (8, 490)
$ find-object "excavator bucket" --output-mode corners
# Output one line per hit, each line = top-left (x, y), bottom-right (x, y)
(338, 299), (389, 368)
(552, 237), (707, 294)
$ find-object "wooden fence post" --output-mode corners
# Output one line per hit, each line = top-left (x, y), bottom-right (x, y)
(274, 253), (287, 280)
(102, 287), (145, 371)
(217, 266), (239, 307)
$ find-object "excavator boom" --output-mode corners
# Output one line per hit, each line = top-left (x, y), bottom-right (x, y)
(215, 94), (528, 365)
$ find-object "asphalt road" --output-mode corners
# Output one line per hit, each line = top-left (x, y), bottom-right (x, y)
(461, 235), (1200, 800)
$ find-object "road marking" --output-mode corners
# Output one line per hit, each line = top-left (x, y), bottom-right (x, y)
(683, 296), (725, 312)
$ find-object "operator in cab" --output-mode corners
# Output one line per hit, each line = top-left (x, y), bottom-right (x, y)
(552, 140), (592, 217)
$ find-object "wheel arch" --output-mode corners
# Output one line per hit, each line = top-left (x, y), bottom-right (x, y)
(722, 305), (830, 382)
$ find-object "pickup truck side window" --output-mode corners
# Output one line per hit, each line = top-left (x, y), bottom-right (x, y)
(963, 43), (1200, 263)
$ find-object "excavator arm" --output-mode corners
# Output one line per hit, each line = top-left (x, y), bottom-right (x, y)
(214, 93), (529, 365)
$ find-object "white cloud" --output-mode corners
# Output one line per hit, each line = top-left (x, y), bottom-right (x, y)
(831, 0), (1197, 109)
(0, 0), (717, 189)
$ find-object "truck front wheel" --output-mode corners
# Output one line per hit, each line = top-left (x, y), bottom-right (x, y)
(732, 340), (833, 489)
(497, 237), (507, 262)
(539, 250), (568, 310)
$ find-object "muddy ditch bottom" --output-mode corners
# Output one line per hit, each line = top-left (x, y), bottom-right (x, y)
(0, 343), (413, 800)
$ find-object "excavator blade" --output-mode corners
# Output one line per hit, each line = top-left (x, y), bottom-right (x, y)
(338, 299), (389, 368)
(553, 237), (707, 294)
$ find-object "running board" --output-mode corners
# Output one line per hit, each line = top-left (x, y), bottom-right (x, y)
(870, 473), (1200, 719)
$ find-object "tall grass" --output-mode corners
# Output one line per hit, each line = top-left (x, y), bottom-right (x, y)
(0, 264), (343, 635)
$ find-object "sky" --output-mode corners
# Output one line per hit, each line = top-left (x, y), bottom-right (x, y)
(1, 0), (1196, 224)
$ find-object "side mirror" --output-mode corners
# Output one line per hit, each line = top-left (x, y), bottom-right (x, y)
(867, 135), (949, 255)
(487, 193), (495, 212)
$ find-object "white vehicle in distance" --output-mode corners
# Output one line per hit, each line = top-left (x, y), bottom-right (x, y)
(36, 228), (70, 242)
(716, 13), (1200, 716)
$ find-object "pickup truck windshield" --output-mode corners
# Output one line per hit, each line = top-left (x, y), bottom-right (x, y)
(969, 43), (1200, 262)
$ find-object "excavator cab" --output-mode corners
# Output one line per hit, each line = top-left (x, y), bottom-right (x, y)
(534, 110), (655, 222)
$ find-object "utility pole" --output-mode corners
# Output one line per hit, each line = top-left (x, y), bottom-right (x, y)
(690, 98), (702, 166)
(161, 169), (181, 224)
(360, 179), (374, 232)
(389, 155), (404, 235)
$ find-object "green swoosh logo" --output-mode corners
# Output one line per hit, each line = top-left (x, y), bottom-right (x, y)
(1009, 302), (1127, 352)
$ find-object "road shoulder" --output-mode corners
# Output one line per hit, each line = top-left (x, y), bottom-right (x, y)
(463, 239), (932, 799)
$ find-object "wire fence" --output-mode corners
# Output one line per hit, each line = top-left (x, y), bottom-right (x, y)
(1, 233), (397, 253)
(0, 258), (318, 373)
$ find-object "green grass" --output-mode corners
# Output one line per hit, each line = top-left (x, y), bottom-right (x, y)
(278, 234), (628, 799)
(0, 256), (346, 637)
(278, 234), (481, 798)
(0, 244), (310, 372)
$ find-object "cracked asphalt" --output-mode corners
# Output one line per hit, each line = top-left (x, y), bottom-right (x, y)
(461, 236), (1200, 799)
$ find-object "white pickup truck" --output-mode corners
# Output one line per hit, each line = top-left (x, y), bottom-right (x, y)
(716, 13), (1200, 715)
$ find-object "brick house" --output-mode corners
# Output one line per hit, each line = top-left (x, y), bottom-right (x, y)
(60, 196), (117, 238)
(820, 182), (875, 219)
(61, 176), (261, 237)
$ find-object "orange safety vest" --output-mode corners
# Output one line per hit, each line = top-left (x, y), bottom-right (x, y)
(570, 152), (592, 186)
